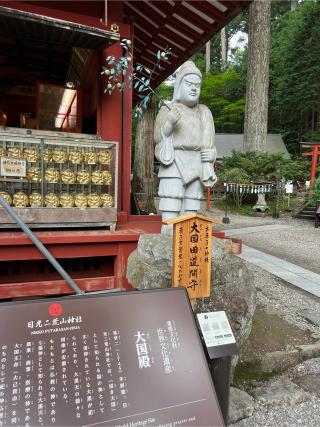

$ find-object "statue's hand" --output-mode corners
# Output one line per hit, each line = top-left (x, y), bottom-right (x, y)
(162, 107), (180, 137)
(167, 107), (180, 126)
(200, 148), (216, 162)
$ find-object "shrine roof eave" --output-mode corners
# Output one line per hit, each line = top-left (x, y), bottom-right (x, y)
(124, 0), (252, 105)
(0, 5), (119, 50)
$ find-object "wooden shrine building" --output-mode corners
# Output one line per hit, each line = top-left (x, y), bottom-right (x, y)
(0, 0), (250, 298)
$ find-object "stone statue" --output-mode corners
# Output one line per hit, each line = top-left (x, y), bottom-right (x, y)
(154, 61), (217, 230)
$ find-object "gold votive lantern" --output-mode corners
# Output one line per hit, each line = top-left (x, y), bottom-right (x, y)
(59, 193), (74, 208)
(84, 150), (98, 164)
(52, 148), (68, 163)
(102, 170), (112, 185)
(91, 170), (104, 185)
(45, 193), (59, 207)
(98, 150), (112, 165)
(0, 191), (12, 206)
(77, 169), (91, 184)
(45, 168), (60, 183)
(68, 150), (83, 164)
(75, 193), (88, 208)
(7, 147), (23, 159)
(29, 192), (42, 207)
(88, 193), (101, 208)
(13, 192), (29, 208)
(61, 169), (76, 184)
(100, 193), (113, 207)
(23, 148), (39, 163)
(27, 167), (41, 183)
(43, 148), (53, 163)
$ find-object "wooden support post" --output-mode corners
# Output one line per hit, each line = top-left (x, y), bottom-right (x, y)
(302, 144), (320, 190)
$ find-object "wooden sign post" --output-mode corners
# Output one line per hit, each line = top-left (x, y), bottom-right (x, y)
(164, 213), (223, 301)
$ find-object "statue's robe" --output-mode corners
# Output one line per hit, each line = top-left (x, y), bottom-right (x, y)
(154, 102), (216, 189)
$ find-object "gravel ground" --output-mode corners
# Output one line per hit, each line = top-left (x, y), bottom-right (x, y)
(210, 211), (320, 426)
(206, 209), (320, 334)
(210, 209), (320, 274)
(233, 357), (320, 427)
(234, 394), (320, 427)
(247, 264), (320, 338)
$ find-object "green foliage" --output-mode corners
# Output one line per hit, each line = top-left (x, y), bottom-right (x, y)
(103, 40), (172, 117)
(218, 167), (251, 184)
(271, 0), (291, 21)
(158, 83), (173, 104)
(189, 0), (320, 158)
(269, 1), (320, 142)
(303, 131), (320, 143)
(219, 151), (310, 183)
(200, 69), (245, 132)
(191, 50), (206, 75)
(308, 177), (320, 205)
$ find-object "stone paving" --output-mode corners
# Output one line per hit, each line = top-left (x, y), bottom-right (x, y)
(222, 222), (320, 297)
(239, 243), (320, 297)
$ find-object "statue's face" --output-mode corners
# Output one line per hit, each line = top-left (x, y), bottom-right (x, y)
(178, 74), (201, 107)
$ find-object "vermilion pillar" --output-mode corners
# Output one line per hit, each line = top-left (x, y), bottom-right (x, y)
(98, 2), (132, 214)
(302, 144), (320, 188)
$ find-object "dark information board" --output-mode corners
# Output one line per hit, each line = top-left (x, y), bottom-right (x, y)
(0, 288), (224, 427)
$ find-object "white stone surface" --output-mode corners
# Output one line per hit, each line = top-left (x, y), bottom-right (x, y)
(154, 61), (217, 228)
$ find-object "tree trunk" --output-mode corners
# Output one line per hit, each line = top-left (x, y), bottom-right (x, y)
(133, 96), (157, 211)
(221, 27), (228, 70)
(291, 0), (299, 11)
(205, 40), (211, 73)
(243, 0), (271, 152)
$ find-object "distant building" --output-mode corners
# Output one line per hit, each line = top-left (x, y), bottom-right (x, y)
(215, 134), (290, 161)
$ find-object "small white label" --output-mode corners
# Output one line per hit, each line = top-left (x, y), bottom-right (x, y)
(0, 157), (26, 177)
(285, 182), (293, 194)
(197, 311), (236, 347)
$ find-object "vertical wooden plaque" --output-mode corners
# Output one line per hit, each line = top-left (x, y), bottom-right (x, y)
(164, 214), (222, 299)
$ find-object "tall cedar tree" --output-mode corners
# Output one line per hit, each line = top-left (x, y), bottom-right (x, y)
(244, 0), (272, 152)
(269, 1), (320, 141)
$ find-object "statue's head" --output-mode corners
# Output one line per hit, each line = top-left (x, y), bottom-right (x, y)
(173, 61), (202, 107)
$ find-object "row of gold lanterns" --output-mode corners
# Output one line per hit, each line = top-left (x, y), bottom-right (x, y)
(27, 167), (112, 185)
(0, 191), (113, 208)
(0, 146), (112, 165)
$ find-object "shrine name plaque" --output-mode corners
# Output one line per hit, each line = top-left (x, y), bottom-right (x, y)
(0, 288), (224, 427)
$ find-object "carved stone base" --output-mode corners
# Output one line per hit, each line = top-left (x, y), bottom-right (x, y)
(253, 193), (269, 212)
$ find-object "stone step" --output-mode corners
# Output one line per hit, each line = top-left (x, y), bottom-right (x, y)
(294, 202), (316, 220)
(296, 214), (315, 220)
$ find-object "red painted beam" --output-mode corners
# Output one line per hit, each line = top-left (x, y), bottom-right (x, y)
(135, 49), (171, 73)
(0, 1), (107, 30)
(188, 0), (227, 22)
(0, 276), (116, 299)
(122, 23), (133, 215)
(156, 1), (213, 33)
(132, 13), (192, 51)
(133, 1), (202, 41)
(147, 1), (251, 95)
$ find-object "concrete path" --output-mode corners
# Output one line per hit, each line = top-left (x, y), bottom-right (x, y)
(224, 223), (291, 237)
(224, 225), (320, 298)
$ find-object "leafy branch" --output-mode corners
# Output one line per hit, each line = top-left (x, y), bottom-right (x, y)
(102, 39), (172, 117)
